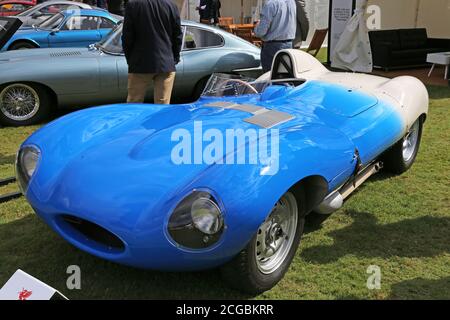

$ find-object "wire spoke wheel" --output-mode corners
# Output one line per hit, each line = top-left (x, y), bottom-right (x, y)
(402, 120), (420, 162)
(221, 188), (305, 294)
(255, 192), (298, 274)
(382, 116), (423, 174)
(0, 84), (40, 121)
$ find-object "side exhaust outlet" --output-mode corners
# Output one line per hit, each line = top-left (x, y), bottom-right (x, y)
(314, 161), (383, 215)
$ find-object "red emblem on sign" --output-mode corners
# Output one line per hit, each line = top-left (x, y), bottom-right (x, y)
(18, 288), (32, 300)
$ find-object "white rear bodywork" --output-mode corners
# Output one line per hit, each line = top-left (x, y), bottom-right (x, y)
(258, 49), (429, 133)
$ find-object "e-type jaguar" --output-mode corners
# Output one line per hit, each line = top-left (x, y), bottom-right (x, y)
(16, 50), (428, 293)
(0, 19), (261, 126)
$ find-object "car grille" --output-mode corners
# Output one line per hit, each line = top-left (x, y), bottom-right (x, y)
(58, 214), (125, 253)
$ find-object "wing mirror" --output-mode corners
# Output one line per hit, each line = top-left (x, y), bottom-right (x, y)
(49, 28), (59, 35)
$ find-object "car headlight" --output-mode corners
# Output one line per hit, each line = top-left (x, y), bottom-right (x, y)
(16, 145), (41, 194)
(168, 191), (225, 249)
(191, 197), (223, 235)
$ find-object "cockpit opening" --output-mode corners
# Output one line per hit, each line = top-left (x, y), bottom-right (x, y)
(201, 73), (306, 98)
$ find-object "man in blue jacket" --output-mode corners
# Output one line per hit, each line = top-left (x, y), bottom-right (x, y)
(122, 0), (183, 104)
(254, 0), (297, 73)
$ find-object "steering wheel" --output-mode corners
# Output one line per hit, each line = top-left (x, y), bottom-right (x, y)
(222, 79), (259, 94)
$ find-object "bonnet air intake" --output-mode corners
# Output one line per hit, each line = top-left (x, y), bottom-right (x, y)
(49, 51), (82, 57)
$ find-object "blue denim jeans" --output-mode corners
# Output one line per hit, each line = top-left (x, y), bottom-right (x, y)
(261, 41), (293, 73)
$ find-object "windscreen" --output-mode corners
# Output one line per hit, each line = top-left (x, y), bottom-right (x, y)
(202, 73), (270, 98)
(97, 23), (122, 54)
(37, 13), (63, 29)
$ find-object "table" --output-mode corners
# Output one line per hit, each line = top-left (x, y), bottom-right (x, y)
(220, 23), (255, 33)
(228, 24), (255, 30)
(224, 24), (262, 47)
(427, 52), (450, 79)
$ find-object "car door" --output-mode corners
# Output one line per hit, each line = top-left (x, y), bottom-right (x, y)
(116, 26), (185, 99)
(48, 15), (101, 48)
(180, 26), (226, 94)
(116, 56), (185, 99)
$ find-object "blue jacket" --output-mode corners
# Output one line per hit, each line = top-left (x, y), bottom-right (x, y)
(254, 0), (297, 42)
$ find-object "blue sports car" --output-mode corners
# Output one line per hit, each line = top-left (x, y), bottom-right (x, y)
(16, 50), (428, 293)
(1, 8), (119, 51)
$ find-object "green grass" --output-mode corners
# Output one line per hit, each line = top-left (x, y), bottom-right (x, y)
(0, 86), (449, 300)
(315, 48), (328, 63)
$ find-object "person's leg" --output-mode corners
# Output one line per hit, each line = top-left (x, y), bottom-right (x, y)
(127, 73), (153, 103)
(261, 43), (276, 73)
(282, 41), (293, 50)
(262, 42), (291, 73)
(153, 72), (176, 104)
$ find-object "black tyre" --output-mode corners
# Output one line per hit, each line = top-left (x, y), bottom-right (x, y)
(382, 117), (423, 174)
(304, 211), (331, 233)
(0, 83), (53, 126)
(8, 41), (38, 50)
(221, 187), (306, 294)
(192, 76), (211, 101)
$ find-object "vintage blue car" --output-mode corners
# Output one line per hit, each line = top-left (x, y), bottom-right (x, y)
(16, 50), (428, 293)
(0, 8), (119, 51)
(15, 1), (119, 28)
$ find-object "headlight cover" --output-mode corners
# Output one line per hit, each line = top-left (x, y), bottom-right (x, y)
(16, 145), (40, 194)
(168, 191), (225, 249)
(191, 197), (223, 235)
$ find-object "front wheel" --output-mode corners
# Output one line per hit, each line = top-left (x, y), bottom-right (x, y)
(221, 189), (305, 294)
(0, 83), (52, 126)
(382, 117), (423, 174)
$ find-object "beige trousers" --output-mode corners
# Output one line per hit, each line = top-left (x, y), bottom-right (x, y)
(127, 72), (176, 104)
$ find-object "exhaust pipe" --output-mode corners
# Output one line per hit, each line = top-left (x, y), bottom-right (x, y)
(339, 162), (383, 199)
(315, 162), (383, 215)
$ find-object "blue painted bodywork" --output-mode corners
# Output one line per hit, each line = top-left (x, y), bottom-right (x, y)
(1, 9), (118, 51)
(21, 80), (405, 270)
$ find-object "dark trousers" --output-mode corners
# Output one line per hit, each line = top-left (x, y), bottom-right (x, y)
(261, 41), (293, 73)
(97, 0), (107, 9)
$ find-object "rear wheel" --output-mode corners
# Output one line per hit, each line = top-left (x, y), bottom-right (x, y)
(382, 117), (423, 174)
(0, 83), (52, 126)
(8, 41), (38, 50)
(221, 189), (306, 294)
(192, 76), (211, 101)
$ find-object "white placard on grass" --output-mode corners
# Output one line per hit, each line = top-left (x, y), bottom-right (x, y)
(0, 269), (68, 300)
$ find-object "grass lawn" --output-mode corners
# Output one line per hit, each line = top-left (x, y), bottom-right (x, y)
(0, 85), (449, 300)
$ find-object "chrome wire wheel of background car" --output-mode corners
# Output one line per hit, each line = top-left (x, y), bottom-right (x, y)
(382, 117), (424, 174)
(255, 192), (298, 274)
(0, 83), (52, 126)
(0, 84), (40, 122)
(221, 187), (306, 294)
